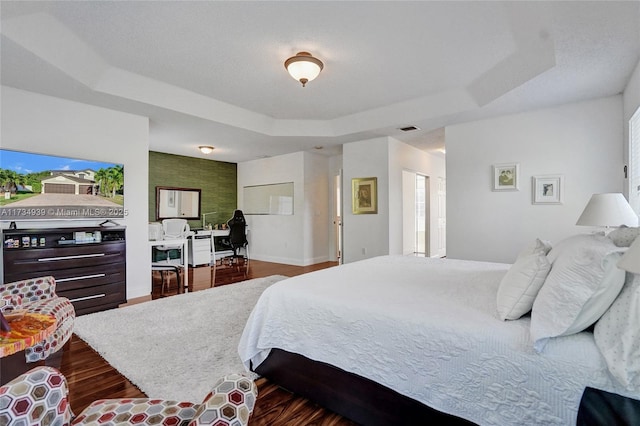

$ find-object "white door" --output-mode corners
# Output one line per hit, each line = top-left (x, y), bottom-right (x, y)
(435, 177), (447, 257)
(416, 174), (429, 256)
(402, 171), (416, 255)
(402, 171), (429, 256)
(334, 173), (343, 264)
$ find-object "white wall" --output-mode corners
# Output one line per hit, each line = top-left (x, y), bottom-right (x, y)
(342, 136), (446, 263)
(342, 138), (390, 263)
(446, 96), (624, 264)
(303, 153), (331, 264)
(1, 87), (151, 299)
(237, 151), (331, 265)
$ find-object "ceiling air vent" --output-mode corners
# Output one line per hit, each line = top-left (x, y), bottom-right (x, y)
(399, 125), (420, 132)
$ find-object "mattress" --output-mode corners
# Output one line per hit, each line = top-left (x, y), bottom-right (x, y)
(238, 255), (634, 425)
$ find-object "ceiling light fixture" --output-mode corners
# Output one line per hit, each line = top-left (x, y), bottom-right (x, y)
(199, 146), (214, 154)
(284, 51), (323, 87)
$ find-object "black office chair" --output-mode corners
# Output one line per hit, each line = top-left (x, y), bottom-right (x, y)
(227, 210), (249, 261)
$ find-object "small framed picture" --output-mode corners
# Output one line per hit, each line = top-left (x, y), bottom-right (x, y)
(532, 175), (564, 204)
(492, 163), (519, 191)
(352, 177), (377, 214)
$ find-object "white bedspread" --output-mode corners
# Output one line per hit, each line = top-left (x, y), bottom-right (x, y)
(238, 255), (636, 425)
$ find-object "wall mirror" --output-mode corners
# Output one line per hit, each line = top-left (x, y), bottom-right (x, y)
(243, 182), (294, 215)
(156, 186), (201, 220)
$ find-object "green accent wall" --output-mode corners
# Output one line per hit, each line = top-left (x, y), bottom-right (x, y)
(149, 151), (237, 229)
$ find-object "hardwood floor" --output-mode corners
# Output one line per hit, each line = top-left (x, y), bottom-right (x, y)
(58, 259), (357, 425)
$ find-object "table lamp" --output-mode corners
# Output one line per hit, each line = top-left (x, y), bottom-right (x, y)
(618, 236), (640, 274)
(576, 193), (639, 228)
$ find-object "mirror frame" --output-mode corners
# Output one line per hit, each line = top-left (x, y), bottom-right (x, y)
(156, 186), (201, 221)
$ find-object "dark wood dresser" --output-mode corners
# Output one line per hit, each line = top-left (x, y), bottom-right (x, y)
(2, 226), (126, 315)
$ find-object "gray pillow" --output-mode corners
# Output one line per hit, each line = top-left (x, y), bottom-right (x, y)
(608, 225), (640, 247)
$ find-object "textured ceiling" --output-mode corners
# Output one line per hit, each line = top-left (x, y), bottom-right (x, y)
(1, 1), (639, 162)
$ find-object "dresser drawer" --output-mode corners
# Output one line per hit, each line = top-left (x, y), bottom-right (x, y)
(3, 242), (125, 276)
(60, 281), (126, 315)
(4, 262), (125, 286)
(50, 264), (126, 293)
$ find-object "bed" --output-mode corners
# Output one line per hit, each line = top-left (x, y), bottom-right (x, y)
(239, 233), (640, 425)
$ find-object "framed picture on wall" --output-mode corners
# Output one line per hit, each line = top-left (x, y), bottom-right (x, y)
(352, 177), (378, 214)
(532, 175), (564, 204)
(492, 163), (520, 191)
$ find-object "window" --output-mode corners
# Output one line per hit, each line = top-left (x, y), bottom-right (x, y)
(630, 106), (640, 215)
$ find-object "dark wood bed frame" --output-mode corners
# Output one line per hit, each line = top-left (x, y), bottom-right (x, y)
(254, 348), (476, 426)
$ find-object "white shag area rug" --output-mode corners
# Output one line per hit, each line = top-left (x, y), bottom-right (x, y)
(74, 275), (287, 402)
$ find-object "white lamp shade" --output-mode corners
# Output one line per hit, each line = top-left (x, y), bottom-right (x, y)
(618, 236), (640, 273)
(287, 61), (321, 82)
(576, 193), (639, 227)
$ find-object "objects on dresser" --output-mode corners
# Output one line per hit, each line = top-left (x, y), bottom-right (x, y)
(2, 227), (126, 316)
(0, 366), (257, 426)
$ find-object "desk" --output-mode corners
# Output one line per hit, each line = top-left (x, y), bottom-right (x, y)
(195, 230), (234, 260)
(149, 239), (189, 291)
(1, 313), (56, 384)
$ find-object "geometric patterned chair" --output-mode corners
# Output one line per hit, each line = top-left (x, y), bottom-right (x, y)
(0, 366), (258, 426)
(0, 276), (75, 362)
(0, 366), (73, 426)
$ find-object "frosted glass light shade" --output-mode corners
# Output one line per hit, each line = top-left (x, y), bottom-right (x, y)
(618, 236), (640, 273)
(576, 193), (639, 227)
(284, 52), (323, 87)
(199, 146), (214, 154)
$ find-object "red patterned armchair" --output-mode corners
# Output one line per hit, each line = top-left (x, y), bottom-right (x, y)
(0, 366), (257, 426)
(0, 276), (75, 362)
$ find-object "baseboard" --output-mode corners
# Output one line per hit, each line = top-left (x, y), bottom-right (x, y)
(251, 255), (331, 266)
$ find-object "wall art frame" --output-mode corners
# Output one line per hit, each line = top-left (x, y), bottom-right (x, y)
(352, 177), (378, 214)
(532, 175), (564, 204)
(492, 163), (520, 191)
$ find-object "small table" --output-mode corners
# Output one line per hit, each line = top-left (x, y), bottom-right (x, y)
(0, 312), (56, 385)
(149, 239), (189, 291)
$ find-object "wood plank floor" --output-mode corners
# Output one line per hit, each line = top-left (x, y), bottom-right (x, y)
(57, 259), (357, 425)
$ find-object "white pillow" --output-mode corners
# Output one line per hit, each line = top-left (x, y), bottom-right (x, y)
(546, 232), (604, 264)
(530, 234), (626, 352)
(608, 225), (640, 247)
(496, 239), (552, 320)
(520, 238), (553, 256)
(594, 273), (640, 390)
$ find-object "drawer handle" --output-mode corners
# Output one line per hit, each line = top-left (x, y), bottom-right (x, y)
(69, 293), (106, 302)
(56, 273), (106, 283)
(38, 253), (105, 262)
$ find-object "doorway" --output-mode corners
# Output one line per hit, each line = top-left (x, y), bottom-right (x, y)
(402, 171), (429, 256)
(334, 172), (343, 264)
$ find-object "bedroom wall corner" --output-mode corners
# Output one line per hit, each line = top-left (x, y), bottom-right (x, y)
(446, 95), (624, 264)
(0, 86), (150, 300)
